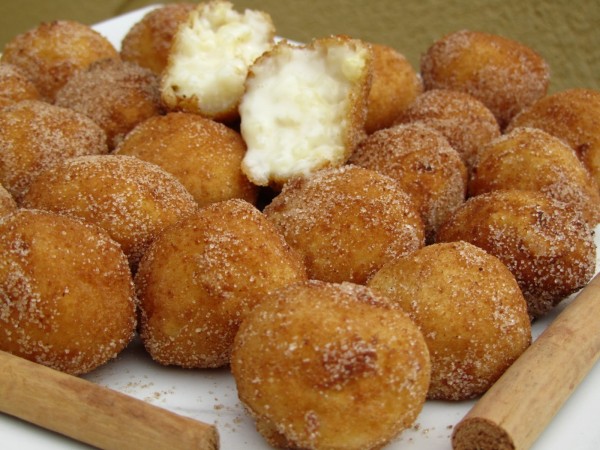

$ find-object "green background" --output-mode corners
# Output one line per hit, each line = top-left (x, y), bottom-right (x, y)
(0, 0), (598, 94)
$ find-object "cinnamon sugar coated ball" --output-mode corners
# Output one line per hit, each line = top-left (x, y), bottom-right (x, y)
(55, 59), (162, 149)
(0, 209), (137, 375)
(350, 122), (467, 242)
(394, 89), (500, 171)
(0, 100), (108, 202)
(21, 154), (198, 269)
(264, 165), (425, 284)
(420, 29), (550, 129)
(120, 3), (195, 75)
(437, 190), (596, 318)
(470, 127), (600, 226)
(1, 20), (118, 102)
(115, 112), (258, 207)
(231, 280), (431, 450)
(0, 184), (16, 218)
(135, 199), (307, 368)
(507, 88), (600, 191)
(365, 43), (423, 134)
(0, 63), (41, 107)
(368, 241), (531, 400)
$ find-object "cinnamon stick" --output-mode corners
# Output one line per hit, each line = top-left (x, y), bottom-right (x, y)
(0, 350), (219, 449)
(452, 272), (600, 450)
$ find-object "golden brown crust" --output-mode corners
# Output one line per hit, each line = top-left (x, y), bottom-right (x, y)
(231, 280), (430, 450)
(1, 20), (119, 102)
(365, 43), (423, 134)
(0, 184), (17, 219)
(0, 63), (41, 106)
(350, 122), (467, 242)
(0, 100), (108, 202)
(115, 112), (258, 207)
(368, 241), (531, 400)
(420, 29), (550, 129)
(394, 89), (500, 171)
(263, 165), (425, 284)
(120, 3), (195, 75)
(507, 88), (600, 191)
(0, 209), (136, 375)
(135, 198), (307, 368)
(470, 127), (600, 226)
(20, 154), (198, 269)
(55, 58), (163, 149)
(437, 190), (596, 318)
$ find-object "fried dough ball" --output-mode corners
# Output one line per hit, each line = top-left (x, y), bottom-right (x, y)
(161, 0), (275, 122)
(231, 280), (431, 450)
(115, 112), (258, 207)
(0, 209), (136, 375)
(0, 100), (108, 202)
(437, 190), (596, 318)
(507, 88), (600, 190)
(350, 122), (467, 242)
(394, 89), (500, 171)
(420, 29), (550, 129)
(0, 63), (41, 108)
(240, 36), (372, 187)
(1, 20), (118, 102)
(55, 58), (162, 149)
(120, 3), (195, 75)
(136, 199), (307, 368)
(0, 184), (17, 218)
(368, 241), (531, 400)
(365, 43), (423, 134)
(470, 127), (600, 226)
(21, 154), (198, 269)
(264, 165), (425, 284)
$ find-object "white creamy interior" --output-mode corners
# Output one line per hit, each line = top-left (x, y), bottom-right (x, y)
(163, 1), (273, 115)
(240, 41), (368, 186)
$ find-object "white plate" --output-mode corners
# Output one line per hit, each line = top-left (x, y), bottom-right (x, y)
(2, 5), (600, 449)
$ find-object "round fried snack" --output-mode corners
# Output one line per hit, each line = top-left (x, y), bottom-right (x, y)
(161, 0), (275, 122)
(365, 43), (423, 134)
(470, 127), (600, 226)
(0, 184), (17, 218)
(394, 89), (500, 171)
(135, 199), (307, 368)
(115, 112), (258, 207)
(0, 63), (41, 108)
(437, 190), (596, 318)
(240, 36), (372, 187)
(120, 3), (195, 75)
(231, 280), (431, 450)
(0, 100), (108, 202)
(55, 58), (162, 149)
(264, 165), (425, 284)
(368, 241), (531, 400)
(420, 29), (550, 129)
(350, 122), (467, 242)
(1, 20), (118, 102)
(0, 209), (136, 375)
(21, 154), (198, 269)
(507, 88), (600, 191)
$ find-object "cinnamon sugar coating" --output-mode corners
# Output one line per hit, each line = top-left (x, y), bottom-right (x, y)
(0, 63), (41, 108)
(115, 112), (258, 207)
(0, 184), (17, 219)
(21, 154), (198, 269)
(263, 165), (425, 284)
(0, 100), (108, 202)
(369, 241), (531, 400)
(350, 122), (467, 242)
(231, 280), (430, 450)
(420, 29), (550, 129)
(136, 198), (307, 368)
(0, 209), (136, 375)
(1, 20), (118, 102)
(437, 190), (596, 318)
